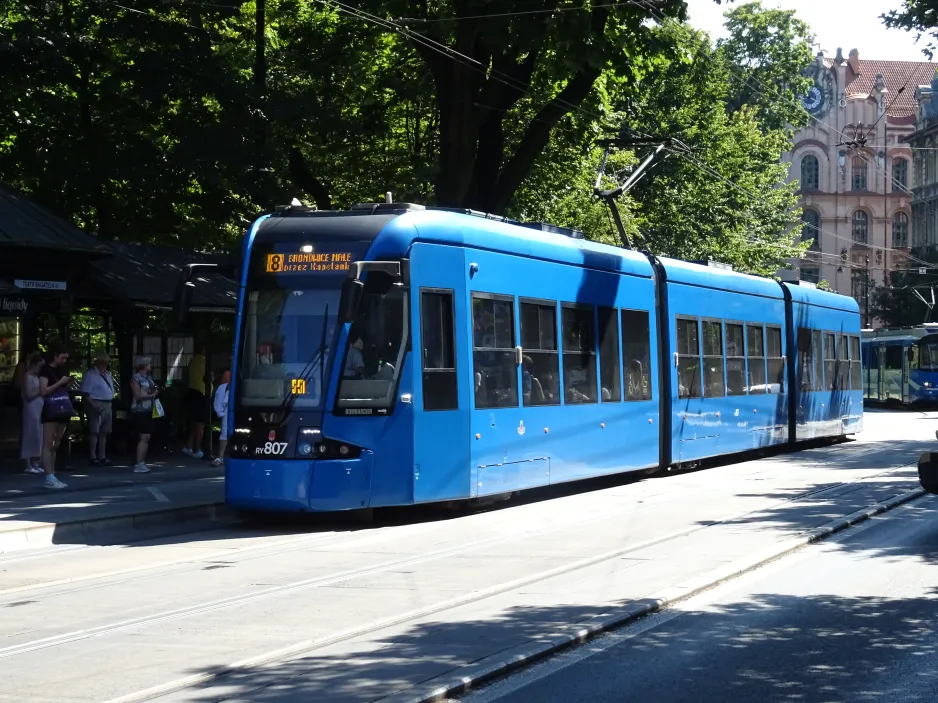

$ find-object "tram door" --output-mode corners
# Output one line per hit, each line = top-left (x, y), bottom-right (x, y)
(410, 244), (471, 503)
(902, 345), (914, 404)
(883, 345), (903, 401)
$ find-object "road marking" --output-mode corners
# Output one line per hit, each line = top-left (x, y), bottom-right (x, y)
(146, 487), (170, 503)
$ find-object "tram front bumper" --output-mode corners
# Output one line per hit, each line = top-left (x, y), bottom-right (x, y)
(225, 452), (375, 513)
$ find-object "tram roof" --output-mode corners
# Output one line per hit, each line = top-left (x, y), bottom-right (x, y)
(248, 207), (857, 308)
(782, 282), (861, 314)
(371, 210), (656, 278)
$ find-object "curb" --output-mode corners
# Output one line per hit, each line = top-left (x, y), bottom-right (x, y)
(0, 501), (234, 552)
(389, 486), (927, 703)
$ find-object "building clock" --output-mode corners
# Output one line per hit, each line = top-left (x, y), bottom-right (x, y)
(800, 67), (835, 118)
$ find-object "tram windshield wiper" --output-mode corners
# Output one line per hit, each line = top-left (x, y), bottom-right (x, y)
(274, 303), (330, 416)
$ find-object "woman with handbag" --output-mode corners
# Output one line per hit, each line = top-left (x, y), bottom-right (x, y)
(39, 346), (77, 489)
(130, 356), (160, 474)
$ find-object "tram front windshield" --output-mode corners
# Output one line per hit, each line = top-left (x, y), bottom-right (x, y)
(920, 337), (938, 371)
(237, 288), (340, 409)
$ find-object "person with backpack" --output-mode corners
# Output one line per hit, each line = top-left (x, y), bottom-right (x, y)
(212, 370), (230, 467)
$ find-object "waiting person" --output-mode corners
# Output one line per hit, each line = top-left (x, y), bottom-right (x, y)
(38, 346), (76, 489)
(212, 370), (230, 467)
(80, 351), (116, 466)
(20, 352), (44, 474)
(183, 341), (208, 459)
(130, 356), (159, 474)
(13, 349), (38, 461)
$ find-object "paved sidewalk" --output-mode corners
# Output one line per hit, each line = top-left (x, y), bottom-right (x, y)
(0, 456), (229, 552)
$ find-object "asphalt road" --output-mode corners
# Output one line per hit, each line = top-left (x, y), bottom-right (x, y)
(462, 493), (938, 703)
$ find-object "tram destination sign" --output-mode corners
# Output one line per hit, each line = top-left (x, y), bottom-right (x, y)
(265, 249), (354, 275)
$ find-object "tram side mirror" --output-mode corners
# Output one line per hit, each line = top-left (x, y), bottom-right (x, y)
(339, 278), (364, 324)
(908, 348), (915, 363)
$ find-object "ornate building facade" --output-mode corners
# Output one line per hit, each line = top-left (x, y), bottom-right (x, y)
(908, 75), (938, 250)
(784, 48), (933, 326)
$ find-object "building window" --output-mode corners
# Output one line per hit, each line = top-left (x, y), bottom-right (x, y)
(851, 271), (864, 303)
(852, 156), (867, 191)
(852, 210), (869, 244)
(892, 158), (908, 191)
(893, 212), (909, 248)
(801, 209), (820, 247)
(801, 267), (820, 283)
(800, 155), (819, 190)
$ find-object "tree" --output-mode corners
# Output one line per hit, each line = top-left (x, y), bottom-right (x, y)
(871, 249), (938, 326)
(366, 0), (687, 212)
(716, 1), (814, 132)
(883, 1), (938, 58)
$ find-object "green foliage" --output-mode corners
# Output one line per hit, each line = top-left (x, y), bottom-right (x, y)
(883, 1), (938, 59)
(0, 0), (811, 278)
(716, 1), (814, 132)
(871, 249), (938, 326)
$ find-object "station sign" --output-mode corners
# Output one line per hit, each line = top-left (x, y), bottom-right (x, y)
(15, 279), (67, 291)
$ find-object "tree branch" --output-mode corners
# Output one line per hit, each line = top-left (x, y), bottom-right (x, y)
(287, 146), (331, 210)
(486, 7), (612, 213)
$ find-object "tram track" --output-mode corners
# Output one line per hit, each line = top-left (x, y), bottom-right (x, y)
(0, 451), (896, 603)
(0, 461), (914, 667)
(98, 469), (924, 703)
(0, 445), (914, 608)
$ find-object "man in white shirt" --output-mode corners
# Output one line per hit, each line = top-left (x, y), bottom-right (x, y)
(80, 351), (116, 466)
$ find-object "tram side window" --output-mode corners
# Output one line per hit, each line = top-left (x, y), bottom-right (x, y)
(883, 344), (903, 371)
(472, 294), (518, 409)
(766, 326), (784, 393)
(597, 307), (622, 402)
(725, 322), (746, 395)
(676, 317), (701, 399)
(797, 327), (813, 392)
(520, 300), (560, 406)
(837, 334), (849, 390)
(813, 329), (824, 392)
(823, 333), (836, 390)
(747, 324), (767, 393)
(702, 320), (725, 397)
(420, 290), (457, 411)
(561, 305), (598, 403)
(622, 309), (652, 401)
(849, 335), (861, 390)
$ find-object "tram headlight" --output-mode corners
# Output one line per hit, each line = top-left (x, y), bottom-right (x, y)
(297, 443), (312, 457)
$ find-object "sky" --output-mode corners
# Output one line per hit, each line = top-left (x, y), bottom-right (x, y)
(684, 0), (929, 63)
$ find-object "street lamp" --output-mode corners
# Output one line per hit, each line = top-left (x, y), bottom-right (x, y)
(865, 255), (871, 328)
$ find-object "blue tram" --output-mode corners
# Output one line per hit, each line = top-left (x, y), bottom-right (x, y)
(861, 324), (938, 404)
(221, 203), (862, 513)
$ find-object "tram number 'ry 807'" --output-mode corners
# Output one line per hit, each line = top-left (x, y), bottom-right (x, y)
(255, 442), (289, 456)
